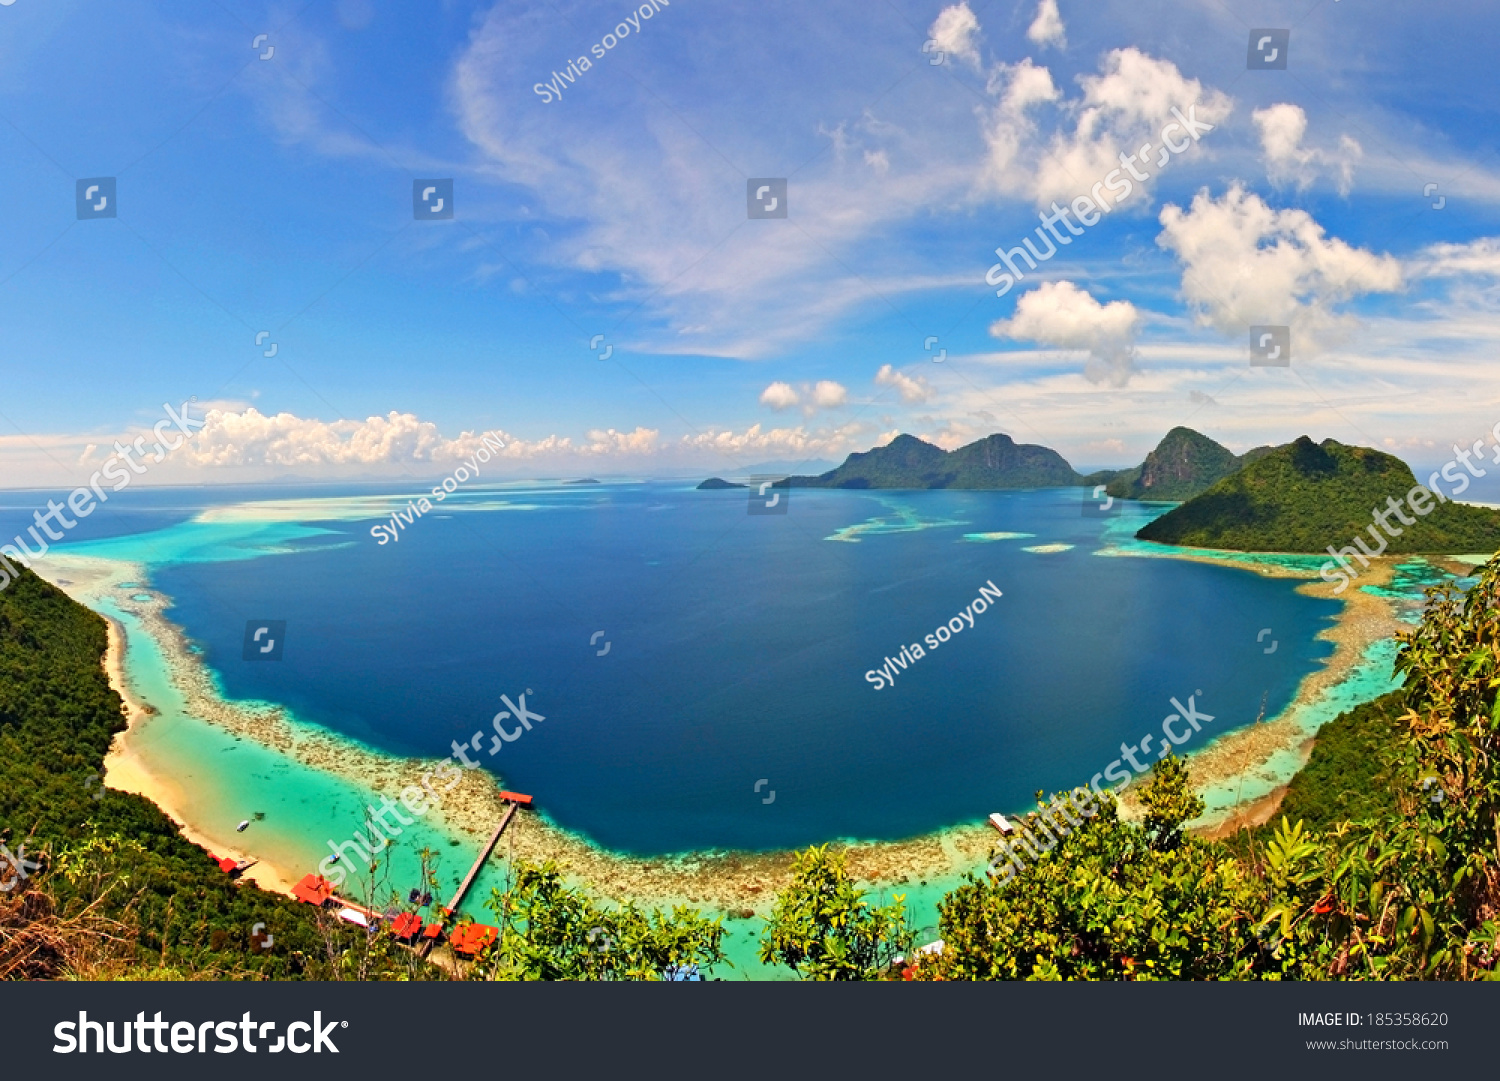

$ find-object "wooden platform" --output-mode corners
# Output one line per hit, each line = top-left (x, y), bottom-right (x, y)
(443, 800), (520, 917)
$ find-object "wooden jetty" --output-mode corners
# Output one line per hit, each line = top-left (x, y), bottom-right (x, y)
(442, 798), (522, 918)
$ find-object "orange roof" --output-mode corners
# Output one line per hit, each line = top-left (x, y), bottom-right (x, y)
(217, 857), (239, 874)
(499, 790), (533, 806)
(292, 873), (336, 906)
(391, 912), (424, 939)
(421, 923), (444, 940)
(449, 923), (499, 956)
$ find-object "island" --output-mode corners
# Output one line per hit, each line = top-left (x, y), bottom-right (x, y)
(1105, 426), (1274, 502)
(1137, 435), (1500, 553)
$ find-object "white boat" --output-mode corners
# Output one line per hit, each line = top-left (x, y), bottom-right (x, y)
(236, 820), (250, 832)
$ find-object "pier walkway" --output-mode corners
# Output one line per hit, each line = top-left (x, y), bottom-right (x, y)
(443, 800), (519, 917)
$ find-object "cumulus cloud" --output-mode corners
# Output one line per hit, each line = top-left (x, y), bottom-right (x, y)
(874, 364), (932, 403)
(582, 427), (660, 456)
(1253, 103), (1362, 194)
(760, 379), (848, 415)
(760, 382), (801, 410)
(680, 421), (869, 460)
(981, 58), (1059, 192)
(1026, 0), (1066, 49)
(990, 280), (1141, 386)
(1156, 184), (1403, 344)
(984, 47), (1232, 207)
(171, 407), (883, 476)
(811, 380), (849, 408)
(929, 3), (982, 68)
(180, 408), (501, 468)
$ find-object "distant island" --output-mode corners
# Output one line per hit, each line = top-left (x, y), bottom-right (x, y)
(694, 428), (1259, 493)
(563, 478), (602, 485)
(1137, 436), (1500, 555)
(704, 433), (1118, 491)
(694, 427), (1500, 562)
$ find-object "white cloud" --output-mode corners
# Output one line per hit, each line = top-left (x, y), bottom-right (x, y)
(173, 407), (880, 475)
(929, 3), (983, 68)
(680, 421), (870, 460)
(1253, 103), (1362, 194)
(448, 3), (993, 358)
(582, 427), (660, 456)
(760, 382), (801, 410)
(811, 380), (849, 408)
(1156, 184), (1402, 345)
(1026, 0), (1066, 49)
(180, 408), (501, 468)
(981, 58), (1059, 191)
(874, 364), (932, 403)
(990, 280), (1141, 386)
(983, 48), (1232, 207)
(1410, 237), (1500, 278)
(759, 379), (847, 415)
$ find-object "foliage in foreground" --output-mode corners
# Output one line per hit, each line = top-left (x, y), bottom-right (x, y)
(892, 555), (1500, 981)
(757, 844), (910, 980)
(0, 567), (405, 980)
(471, 861), (726, 981)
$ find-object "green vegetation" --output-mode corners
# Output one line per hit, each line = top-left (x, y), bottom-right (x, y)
(785, 432), (1086, 490)
(1271, 691), (1406, 834)
(1105, 426), (1248, 502)
(757, 844), (910, 980)
(470, 861), (726, 981)
(1138, 436), (1500, 552)
(0, 567), (394, 979)
(863, 554), (1500, 980)
(931, 759), (1278, 980)
(696, 477), (747, 489)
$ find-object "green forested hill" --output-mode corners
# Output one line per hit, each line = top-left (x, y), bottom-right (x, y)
(0, 567), (415, 980)
(787, 432), (1084, 489)
(1137, 436), (1500, 552)
(1105, 426), (1243, 502)
(1269, 691), (1406, 834)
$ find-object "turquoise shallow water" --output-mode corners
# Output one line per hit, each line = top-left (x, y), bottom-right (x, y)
(99, 585), (515, 921)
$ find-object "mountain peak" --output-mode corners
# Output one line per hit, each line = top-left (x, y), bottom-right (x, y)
(1137, 435), (1500, 554)
(1105, 426), (1239, 502)
(782, 431), (1083, 490)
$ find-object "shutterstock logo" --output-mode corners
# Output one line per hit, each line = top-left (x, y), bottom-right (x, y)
(54, 1012), (346, 1054)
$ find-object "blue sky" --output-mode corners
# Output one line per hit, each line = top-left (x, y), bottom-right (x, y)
(1, 0), (1499, 485)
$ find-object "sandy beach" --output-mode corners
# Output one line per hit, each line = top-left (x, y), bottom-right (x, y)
(69, 561), (301, 896)
(34, 537), (1434, 915)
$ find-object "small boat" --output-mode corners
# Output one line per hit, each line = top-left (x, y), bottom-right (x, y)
(236, 820), (250, 832)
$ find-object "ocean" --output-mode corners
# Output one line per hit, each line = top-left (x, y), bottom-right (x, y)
(11, 480), (1343, 856)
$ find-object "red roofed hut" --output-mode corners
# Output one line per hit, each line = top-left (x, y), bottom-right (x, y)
(499, 791), (533, 807)
(449, 923), (499, 958)
(292, 874), (336, 906)
(390, 912), (424, 941)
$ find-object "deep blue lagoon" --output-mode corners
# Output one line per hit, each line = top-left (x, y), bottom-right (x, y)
(34, 482), (1339, 855)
